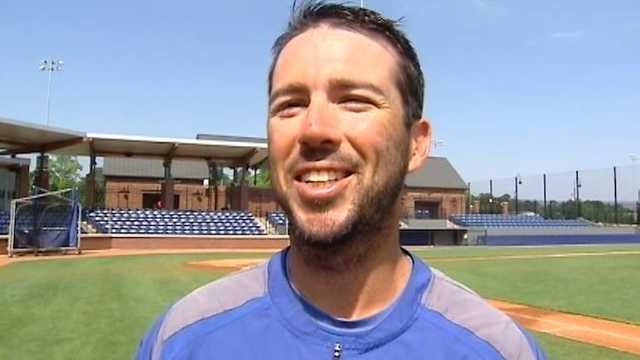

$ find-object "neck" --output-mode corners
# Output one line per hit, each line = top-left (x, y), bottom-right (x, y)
(288, 217), (412, 320)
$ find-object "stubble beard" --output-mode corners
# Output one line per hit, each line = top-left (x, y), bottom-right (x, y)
(273, 140), (410, 272)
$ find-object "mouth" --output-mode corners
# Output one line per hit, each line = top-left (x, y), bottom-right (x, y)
(295, 169), (352, 188)
(292, 166), (356, 203)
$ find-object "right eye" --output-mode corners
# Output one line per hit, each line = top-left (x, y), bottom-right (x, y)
(273, 100), (306, 118)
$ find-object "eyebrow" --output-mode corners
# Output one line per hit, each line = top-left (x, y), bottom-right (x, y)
(328, 78), (388, 99)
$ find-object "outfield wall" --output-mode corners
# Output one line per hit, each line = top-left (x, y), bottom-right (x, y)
(484, 227), (638, 236)
(0, 234), (289, 255)
(467, 226), (639, 245)
(481, 234), (640, 246)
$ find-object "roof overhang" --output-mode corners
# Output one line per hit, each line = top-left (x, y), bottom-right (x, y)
(0, 117), (268, 166)
(59, 133), (268, 166)
(0, 116), (85, 155)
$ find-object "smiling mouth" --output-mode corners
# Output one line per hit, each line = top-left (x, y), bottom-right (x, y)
(295, 170), (353, 188)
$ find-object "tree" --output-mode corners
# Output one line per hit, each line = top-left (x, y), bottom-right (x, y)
(79, 167), (105, 207)
(471, 192), (637, 224)
(252, 163), (271, 188)
(217, 169), (233, 185)
(49, 155), (83, 191)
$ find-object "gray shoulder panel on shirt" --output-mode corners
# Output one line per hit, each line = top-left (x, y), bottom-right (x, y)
(422, 268), (536, 360)
(152, 261), (268, 360)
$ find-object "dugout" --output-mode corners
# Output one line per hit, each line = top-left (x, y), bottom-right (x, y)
(400, 218), (467, 246)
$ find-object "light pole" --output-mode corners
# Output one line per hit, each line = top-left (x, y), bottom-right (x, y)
(432, 138), (445, 155)
(514, 176), (522, 215)
(39, 58), (64, 126)
(575, 170), (581, 219)
(631, 154), (639, 224)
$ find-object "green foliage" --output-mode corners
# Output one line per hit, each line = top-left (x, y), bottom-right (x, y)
(49, 155), (83, 192)
(251, 163), (271, 188)
(214, 168), (233, 185)
(242, 163), (271, 188)
(79, 167), (106, 207)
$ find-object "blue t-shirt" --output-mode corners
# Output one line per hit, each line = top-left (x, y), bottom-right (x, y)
(137, 249), (546, 359)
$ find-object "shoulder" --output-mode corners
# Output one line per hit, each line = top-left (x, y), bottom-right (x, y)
(420, 267), (546, 360)
(136, 262), (269, 360)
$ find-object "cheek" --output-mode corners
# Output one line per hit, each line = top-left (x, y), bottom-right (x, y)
(268, 119), (299, 176)
(343, 117), (395, 165)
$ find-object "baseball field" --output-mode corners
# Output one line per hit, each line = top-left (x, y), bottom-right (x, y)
(1, 244), (639, 359)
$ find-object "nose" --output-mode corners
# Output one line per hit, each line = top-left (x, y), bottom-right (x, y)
(298, 97), (341, 159)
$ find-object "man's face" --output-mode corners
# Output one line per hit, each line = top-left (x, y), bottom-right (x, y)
(268, 26), (417, 245)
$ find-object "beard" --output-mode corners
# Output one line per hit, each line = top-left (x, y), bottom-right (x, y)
(272, 138), (410, 272)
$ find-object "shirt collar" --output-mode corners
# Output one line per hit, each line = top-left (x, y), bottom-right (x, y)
(268, 247), (432, 351)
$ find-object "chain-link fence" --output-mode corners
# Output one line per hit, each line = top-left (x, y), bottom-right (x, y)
(470, 164), (640, 224)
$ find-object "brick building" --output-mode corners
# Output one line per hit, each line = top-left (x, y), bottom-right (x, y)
(103, 155), (467, 220)
(103, 157), (280, 217)
(402, 157), (467, 219)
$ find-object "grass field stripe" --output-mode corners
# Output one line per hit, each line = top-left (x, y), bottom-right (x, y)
(426, 250), (640, 263)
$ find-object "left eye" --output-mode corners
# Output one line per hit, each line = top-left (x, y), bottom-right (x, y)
(339, 98), (374, 112)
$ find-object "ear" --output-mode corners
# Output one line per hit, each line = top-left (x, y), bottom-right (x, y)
(407, 118), (431, 173)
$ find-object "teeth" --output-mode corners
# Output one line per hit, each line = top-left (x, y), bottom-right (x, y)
(301, 170), (346, 183)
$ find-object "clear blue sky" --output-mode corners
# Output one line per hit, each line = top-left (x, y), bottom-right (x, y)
(1, 0), (639, 186)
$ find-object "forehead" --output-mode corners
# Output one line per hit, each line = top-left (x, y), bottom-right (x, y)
(271, 26), (400, 92)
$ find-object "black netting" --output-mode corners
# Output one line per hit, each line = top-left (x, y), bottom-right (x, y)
(12, 190), (79, 250)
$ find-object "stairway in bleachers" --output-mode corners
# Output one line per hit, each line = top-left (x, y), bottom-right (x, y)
(267, 211), (289, 235)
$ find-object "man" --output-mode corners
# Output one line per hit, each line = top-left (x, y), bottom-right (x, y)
(137, 2), (546, 359)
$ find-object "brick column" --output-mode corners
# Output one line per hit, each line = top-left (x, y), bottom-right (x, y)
(161, 159), (175, 209)
(35, 154), (49, 191)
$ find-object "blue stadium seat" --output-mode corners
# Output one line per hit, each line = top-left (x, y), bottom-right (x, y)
(85, 208), (266, 235)
(449, 213), (592, 228)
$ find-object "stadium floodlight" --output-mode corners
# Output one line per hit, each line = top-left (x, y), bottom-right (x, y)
(631, 154), (639, 203)
(39, 58), (64, 126)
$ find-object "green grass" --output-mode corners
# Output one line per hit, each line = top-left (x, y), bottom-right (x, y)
(411, 244), (640, 259)
(420, 246), (640, 325)
(0, 253), (263, 360)
(534, 331), (639, 360)
(1, 246), (639, 359)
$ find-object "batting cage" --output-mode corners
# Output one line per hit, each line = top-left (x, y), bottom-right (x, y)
(7, 189), (81, 257)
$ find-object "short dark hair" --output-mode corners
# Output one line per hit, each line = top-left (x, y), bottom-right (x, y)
(268, 1), (425, 127)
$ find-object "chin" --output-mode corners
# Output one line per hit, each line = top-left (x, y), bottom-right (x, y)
(292, 207), (354, 244)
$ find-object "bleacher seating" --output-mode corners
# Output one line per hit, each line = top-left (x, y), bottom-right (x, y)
(0, 210), (9, 235)
(267, 211), (289, 234)
(450, 214), (590, 228)
(86, 208), (266, 235)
